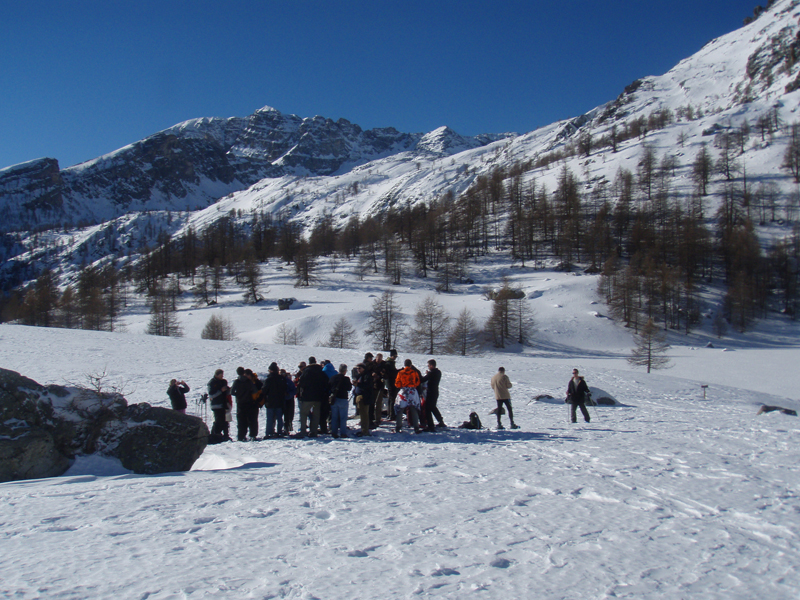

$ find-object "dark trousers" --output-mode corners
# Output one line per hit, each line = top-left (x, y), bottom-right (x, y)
(496, 399), (514, 426)
(211, 408), (229, 438)
(571, 401), (590, 423)
(283, 399), (295, 433)
(318, 396), (331, 432)
(387, 385), (398, 419)
(299, 401), (321, 435)
(424, 393), (444, 429)
(237, 403), (259, 440)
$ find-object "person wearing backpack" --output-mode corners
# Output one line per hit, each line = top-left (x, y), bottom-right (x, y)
(490, 366), (518, 430)
(567, 368), (591, 424)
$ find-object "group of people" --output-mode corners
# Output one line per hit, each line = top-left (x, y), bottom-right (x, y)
(166, 358), (594, 439)
(190, 350), (447, 442)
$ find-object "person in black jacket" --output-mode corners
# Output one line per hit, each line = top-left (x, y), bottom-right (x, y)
(567, 368), (591, 424)
(297, 357), (329, 438)
(231, 366), (257, 441)
(353, 362), (374, 437)
(262, 362), (288, 437)
(421, 360), (446, 432)
(167, 379), (190, 414)
(382, 350), (399, 419)
(329, 364), (353, 438)
(207, 369), (231, 440)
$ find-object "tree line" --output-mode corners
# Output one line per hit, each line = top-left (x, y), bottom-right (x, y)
(3, 115), (800, 341)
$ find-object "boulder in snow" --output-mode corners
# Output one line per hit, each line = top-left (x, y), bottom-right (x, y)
(0, 368), (208, 482)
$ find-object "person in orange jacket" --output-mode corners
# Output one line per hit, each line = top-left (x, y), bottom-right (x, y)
(395, 359), (422, 433)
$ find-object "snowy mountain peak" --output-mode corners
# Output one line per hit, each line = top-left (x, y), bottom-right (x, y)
(415, 126), (473, 155)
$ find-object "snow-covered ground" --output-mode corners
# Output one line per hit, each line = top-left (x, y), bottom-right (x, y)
(1, 262), (799, 599)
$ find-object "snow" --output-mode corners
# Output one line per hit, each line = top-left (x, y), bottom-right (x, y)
(3, 3), (800, 597)
(1, 258), (799, 599)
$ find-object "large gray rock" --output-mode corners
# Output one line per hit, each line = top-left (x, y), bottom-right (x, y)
(0, 369), (71, 481)
(0, 429), (71, 481)
(115, 403), (208, 474)
(0, 368), (208, 482)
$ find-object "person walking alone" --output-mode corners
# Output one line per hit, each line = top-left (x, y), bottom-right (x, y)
(490, 366), (518, 430)
(567, 368), (591, 424)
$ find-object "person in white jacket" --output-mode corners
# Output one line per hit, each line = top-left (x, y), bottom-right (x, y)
(490, 367), (518, 429)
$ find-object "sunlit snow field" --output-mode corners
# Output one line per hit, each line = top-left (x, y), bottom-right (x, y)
(1, 262), (799, 599)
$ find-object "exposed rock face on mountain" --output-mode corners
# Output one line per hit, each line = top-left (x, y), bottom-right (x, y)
(0, 368), (208, 481)
(0, 158), (64, 228)
(0, 106), (501, 233)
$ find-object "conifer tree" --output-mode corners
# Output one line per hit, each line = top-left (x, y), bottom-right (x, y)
(201, 313), (236, 341)
(146, 280), (183, 337)
(365, 290), (405, 351)
(273, 322), (304, 345)
(782, 122), (800, 183)
(446, 307), (480, 356)
(692, 143), (713, 196)
(326, 317), (358, 349)
(410, 296), (450, 354)
(628, 318), (670, 373)
(240, 257), (264, 303)
(294, 242), (318, 288)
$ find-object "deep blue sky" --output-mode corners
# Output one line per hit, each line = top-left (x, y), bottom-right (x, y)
(1, 0), (760, 170)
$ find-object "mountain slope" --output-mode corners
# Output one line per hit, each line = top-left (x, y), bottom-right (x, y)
(3, 0), (800, 289)
(0, 106), (506, 233)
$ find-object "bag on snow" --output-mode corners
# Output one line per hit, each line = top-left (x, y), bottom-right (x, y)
(459, 412), (483, 430)
(208, 432), (227, 445)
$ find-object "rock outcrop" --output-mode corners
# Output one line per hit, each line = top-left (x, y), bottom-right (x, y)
(0, 368), (208, 482)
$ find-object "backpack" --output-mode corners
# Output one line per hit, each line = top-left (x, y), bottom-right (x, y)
(459, 412), (483, 430)
(470, 412), (482, 429)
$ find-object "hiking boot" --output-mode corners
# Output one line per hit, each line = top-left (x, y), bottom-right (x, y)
(496, 424), (505, 430)
(510, 424), (520, 429)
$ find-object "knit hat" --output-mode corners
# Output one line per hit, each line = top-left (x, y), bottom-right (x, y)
(269, 362), (279, 372)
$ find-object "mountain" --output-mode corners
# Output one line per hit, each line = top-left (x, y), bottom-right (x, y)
(0, 106), (508, 233)
(2, 0), (800, 290)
